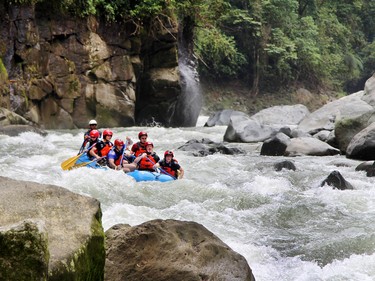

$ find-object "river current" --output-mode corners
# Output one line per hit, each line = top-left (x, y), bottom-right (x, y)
(1, 116), (375, 281)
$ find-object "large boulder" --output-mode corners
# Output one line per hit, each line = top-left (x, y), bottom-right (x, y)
(105, 220), (256, 281)
(0, 176), (105, 281)
(224, 115), (276, 143)
(334, 110), (375, 153)
(0, 107), (30, 126)
(346, 122), (375, 160)
(251, 104), (310, 127)
(178, 138), (245, 156)
(320, 170), (354, 190)
(361, 73), (375, 106)
(285, 137), (341, 156)
(297, 91), (373, 134)
(204, 110), (250, 127)
(260, 132), (291, 156)
(0, 124), (47, 136)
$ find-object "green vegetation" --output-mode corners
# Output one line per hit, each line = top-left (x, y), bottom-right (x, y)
(6, 0), (375, 96)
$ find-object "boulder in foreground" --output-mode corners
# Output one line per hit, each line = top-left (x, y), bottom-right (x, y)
(105, 219), (256, 281)
(0, 176), (105, 281)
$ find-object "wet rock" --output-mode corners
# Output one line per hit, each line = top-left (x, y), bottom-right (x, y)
(260, 132), (291, 156)
(355, 161), (374, 172)
(346, 122), (375, 160)
(178, 138), (245, 156)
(224, 115), (276, 143)
(320, 170), (354, 190)
(205, 109), (249, 127)
(0, 125), (47, 136)
(251, 104), (310, 127)
(285, 137), (340, 156)
(274, 160), (296, 171)
(0, 176), (105, 280)
(105, 220), (256, 281)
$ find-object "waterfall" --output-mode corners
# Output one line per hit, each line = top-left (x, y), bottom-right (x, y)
(170, 56), (202, 127)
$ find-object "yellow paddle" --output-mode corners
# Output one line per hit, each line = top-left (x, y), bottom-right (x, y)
(61, 153), (85, 170)
(70, 156), (105, 169)
(60, 143), (96, 170)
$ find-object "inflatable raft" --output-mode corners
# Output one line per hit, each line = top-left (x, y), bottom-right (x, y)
(127, 170), (175, 182)
(74, 155), (175, 182)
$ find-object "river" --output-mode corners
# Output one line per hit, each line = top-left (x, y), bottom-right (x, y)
(1, 116), (375, 281)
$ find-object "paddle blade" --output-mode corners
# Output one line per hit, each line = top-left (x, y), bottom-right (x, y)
(71, 159), (96, 169)
(61, 154), (82, 170)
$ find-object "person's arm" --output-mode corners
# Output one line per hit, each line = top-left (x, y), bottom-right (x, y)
(108, 157), (116, 169)
(133, 153), (146, 166)
(177, 167), (184, 179)
(89, 147), (101, 159)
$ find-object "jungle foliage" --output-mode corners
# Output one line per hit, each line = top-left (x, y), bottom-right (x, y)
(7, 0), (375, 94)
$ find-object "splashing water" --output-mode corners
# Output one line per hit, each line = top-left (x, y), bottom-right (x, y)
(1, 118), (375, 281)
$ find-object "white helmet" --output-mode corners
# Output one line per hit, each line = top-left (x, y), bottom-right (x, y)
(89, 119), (97, 125)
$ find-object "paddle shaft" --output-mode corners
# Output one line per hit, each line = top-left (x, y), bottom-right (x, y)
(146, 156), (176, 180)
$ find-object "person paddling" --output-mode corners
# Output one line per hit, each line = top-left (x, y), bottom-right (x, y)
(131, 131), (148, 157)
(89, 129), (113, 165)
(79, 120), (101, 153)
(85, 129), (100, 159)
(154, 150), (184, 179)
(107, 139), (137, 173)
(134, 142), (160, 172)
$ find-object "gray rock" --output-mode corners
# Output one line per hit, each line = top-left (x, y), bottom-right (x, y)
(251, 104), (310, 126)
(105, 220), (256, 281)
(224, 115), (277, 143)
(285, 137), (341, 156)
(362, 73), (375, 106)
(346, 122), (375, 160)
(0, 125), (47, 136)
(205, 109), (249, 127)
(178, 139), (245, 156)
(274, 160), (296, 171)
(334, 110), (375, 153)
(320, 170), (354, 190)
(313, 130), (331, 142)
(260, 132), (291, 156)
(0, 107), (30, 126)
(298, 91), (373, 134)
(0, 176), (105, 280)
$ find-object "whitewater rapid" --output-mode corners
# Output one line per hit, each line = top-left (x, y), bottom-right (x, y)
(1, 116), (375, 281)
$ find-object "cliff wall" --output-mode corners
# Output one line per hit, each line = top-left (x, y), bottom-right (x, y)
(0, 3), (181, 129)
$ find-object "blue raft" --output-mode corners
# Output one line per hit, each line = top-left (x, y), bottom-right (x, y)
(127, 170), (175, 182)
(75, 154), (175, 182)
(74, 154), (106, 169)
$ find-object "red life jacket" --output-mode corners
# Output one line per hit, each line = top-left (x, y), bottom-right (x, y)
(159, 159), (179, 177)
(138, 155), (157, 171)
(132, 142), (147, 157)
(100, 143), (113, 157)
(162, 166), (176, 177)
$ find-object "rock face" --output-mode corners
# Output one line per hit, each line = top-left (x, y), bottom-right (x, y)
(320, 170), (354, 190)
(105, 220), (256, 281)
(0, 176), (105, 280)
(1, 3), (183, 128)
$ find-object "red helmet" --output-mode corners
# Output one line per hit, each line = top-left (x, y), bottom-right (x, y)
(164, 150), (174, 157)
(89, 129), (100, 138)
(114, 139), (124, 146)
(144, 141), (153, 147)
(103, 129), (113, 138)
(138, 131), (148, 139)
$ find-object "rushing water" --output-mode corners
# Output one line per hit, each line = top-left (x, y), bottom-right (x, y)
(1, 116), (375, 281)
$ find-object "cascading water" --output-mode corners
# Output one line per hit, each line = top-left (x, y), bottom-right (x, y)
(170, 56), (203, 127)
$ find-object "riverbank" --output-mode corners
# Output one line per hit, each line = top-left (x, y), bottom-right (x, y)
(200, 79), (341, 116)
